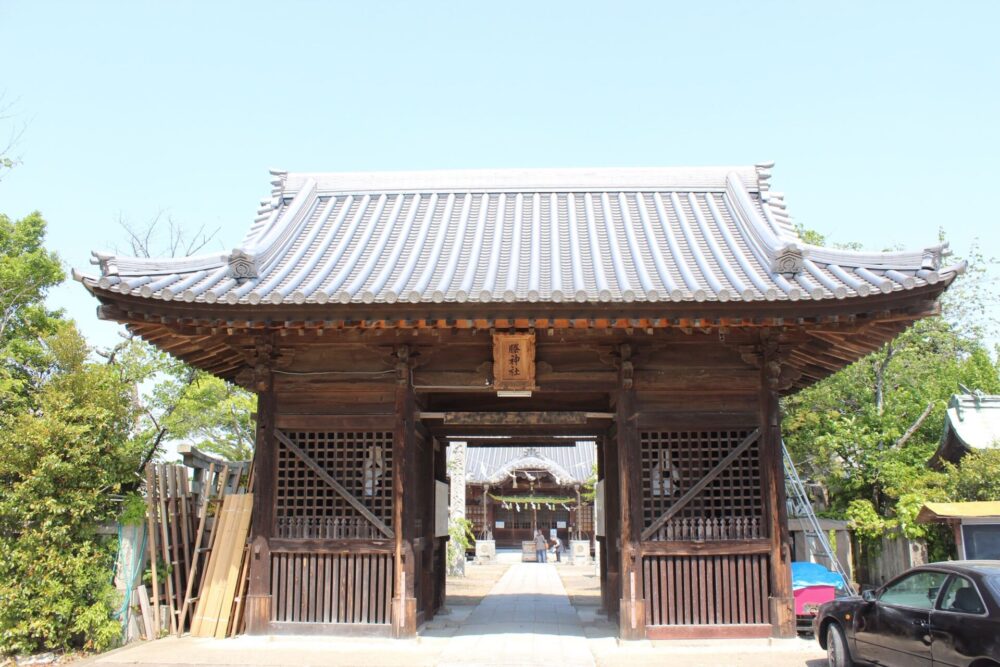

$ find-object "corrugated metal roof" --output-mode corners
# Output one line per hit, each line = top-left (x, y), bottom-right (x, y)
(75, 164), (963, 306)
(463, 443), (596, 485)
(917, 501), (1000, 523)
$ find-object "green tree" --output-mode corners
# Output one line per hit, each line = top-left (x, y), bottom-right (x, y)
(784, 317), (999, 516)
(0, 211), (64, 404)
(943, 449), (1000, 501)
(156, 370), (255, 461)
(0, 324), (144, 654)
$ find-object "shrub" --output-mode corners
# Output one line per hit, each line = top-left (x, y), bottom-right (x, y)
(0, 326), (143, 654)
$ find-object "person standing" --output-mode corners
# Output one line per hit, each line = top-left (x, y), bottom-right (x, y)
(533, 529), (548, 563)
(551, 534), (563, 562)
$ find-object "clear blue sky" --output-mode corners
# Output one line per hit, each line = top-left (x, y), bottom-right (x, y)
(1, 0), (997, 351)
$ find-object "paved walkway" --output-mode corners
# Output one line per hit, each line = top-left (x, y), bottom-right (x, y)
(80, 561), (824, 666)
(435, 562), (594, 666)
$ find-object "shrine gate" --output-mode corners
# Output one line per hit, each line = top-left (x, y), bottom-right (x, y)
(77, 164), (961, 639)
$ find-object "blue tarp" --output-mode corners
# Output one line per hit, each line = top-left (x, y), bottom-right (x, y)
(792, 561), (846, 590)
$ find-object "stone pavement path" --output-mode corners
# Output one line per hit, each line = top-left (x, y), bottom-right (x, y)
(436, 561), (594, 666)
(78, 560), (824, 666)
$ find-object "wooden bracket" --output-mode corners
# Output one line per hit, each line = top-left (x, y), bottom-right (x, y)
(395, 344), (411, 386)
(616, 343), (634, 390)
(234, 336), (293, 391)
(737, 333), (801, 391)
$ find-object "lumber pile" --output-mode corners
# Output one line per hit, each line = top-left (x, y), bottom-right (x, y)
(190, 494), (254, 637)
(140, 461), (249, 639)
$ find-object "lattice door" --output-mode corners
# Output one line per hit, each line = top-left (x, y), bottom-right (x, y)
(275, 430), (394, 539)
(640, 430), (763, 541)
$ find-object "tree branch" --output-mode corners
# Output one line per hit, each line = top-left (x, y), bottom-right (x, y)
(893, 402), (935, 449)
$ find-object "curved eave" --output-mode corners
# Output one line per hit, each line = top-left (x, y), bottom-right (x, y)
(88, 279), (951, 394)
(86, 274), (952, 324)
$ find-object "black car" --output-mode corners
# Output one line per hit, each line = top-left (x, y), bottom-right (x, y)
(814, 561), (1000, 666)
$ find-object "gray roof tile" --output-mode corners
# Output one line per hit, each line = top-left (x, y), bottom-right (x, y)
(76, 165), (964, 306)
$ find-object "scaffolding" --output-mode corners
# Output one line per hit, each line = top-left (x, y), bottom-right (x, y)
(783, 442), (856, 596)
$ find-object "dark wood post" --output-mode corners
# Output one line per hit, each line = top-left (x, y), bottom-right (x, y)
(433, 437), (448, 615)
(617, 344), (646, 640)
(246, 339), (277, 635)
(483, 484), (492, 538)
(573, 484), (582, 540)
(759, 336), (795, 637)
(601, 431), (620, 617)
(392, 345), (417, 638)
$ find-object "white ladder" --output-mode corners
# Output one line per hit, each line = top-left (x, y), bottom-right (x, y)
(782, 441), (856, 596)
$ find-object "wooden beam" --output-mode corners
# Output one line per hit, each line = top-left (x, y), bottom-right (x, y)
(640, 428), (761, 541)
(640, 539), (771, 556)
(272, 429), (394, 539)
(429, 411), (613, 425)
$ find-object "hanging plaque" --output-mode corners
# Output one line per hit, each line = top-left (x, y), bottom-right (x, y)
(492, 332), (536, 393)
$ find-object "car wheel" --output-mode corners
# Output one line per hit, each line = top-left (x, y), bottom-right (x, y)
(826, 623), (855, 667)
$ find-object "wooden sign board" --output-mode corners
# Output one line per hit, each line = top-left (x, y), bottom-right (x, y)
(492, 332), (536, 392)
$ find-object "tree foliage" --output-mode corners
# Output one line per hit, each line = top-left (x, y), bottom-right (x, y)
(0, 325), (144, 655)
(154, 370), (255, 461)
(0, 211), (64, 405)
(943, 449), (1000, 502)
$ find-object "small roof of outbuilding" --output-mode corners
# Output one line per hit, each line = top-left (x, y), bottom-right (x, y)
(917, 501), (1000, 523)
(75, 164), (962, 307)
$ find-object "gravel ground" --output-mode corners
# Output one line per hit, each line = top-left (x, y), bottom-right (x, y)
(444, 560), (512, 606)
(556, 562), (603, 607)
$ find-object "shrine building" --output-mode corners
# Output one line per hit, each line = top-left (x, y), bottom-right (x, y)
(462, 442), (597, 548)
(76, 164), (962, 640)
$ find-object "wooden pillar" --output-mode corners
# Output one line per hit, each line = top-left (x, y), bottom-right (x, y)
(245, 341), (277, 635)
(601, 430), (620, 616)
(760, 338), (795, 638)
(434, 438), (448, 614)
(483, 484), (492, 538)
(573, 485), (582, 540)
(617, 343), (646, 640)
(392, 345), (418, 638)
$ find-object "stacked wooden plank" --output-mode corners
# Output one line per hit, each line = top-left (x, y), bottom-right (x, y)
(141, 461), (244, 638)
(190, 493), (254, 638)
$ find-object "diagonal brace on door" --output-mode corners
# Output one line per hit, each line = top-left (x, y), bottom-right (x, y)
(274, 429), (395, 539)
(640, 428), (761, 541)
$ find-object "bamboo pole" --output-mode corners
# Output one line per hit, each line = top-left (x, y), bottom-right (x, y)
(176, 466), (193, 617)
(178, 463), (215, 633)
(156, 465), (178, 635)
(143, 464), (161, 637)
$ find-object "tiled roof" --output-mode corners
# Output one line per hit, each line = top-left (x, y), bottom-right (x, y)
(944, 392), (1000, 450)
(75, 164), (963, 306)
(463, 443), (596, 485)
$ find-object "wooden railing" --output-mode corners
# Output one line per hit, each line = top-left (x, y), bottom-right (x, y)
(269, 549), (394, 625)
(646, 516), (762, 542)
(642, 553), (770, 627)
